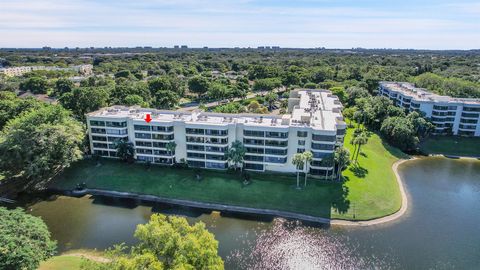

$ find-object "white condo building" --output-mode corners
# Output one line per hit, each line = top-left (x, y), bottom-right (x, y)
(86, 89), (346, 177)
(379, 82), (480, 136)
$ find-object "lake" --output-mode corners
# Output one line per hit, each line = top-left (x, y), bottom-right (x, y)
(25, 157), (480, 269)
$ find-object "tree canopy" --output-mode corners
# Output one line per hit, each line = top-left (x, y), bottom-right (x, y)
(0, 207), (57, 270)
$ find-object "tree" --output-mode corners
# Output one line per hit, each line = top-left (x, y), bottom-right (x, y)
(0, 207), (57, 270)
(54, 78), (74, 96)
(227, 140), (246, 172)
(334, 147), (350, 181)
(0, 105), (84, 189)
(148, 76), (184, 96)
(152, 90), (178, 109)
(123, 94), (144, 106)
(207, 82), (228, 101)
(247, 100), (268, 114)
(19, 76), (49, 94)
(82, 214), (223, 270)
(352, 132), (369, 162)
(60, 86), (110, 120)
(252, 78), (282, 91)
(303, 151), (313, 187)
(342, 106), (356, 126)
(292, 153), (305, 188)
(114, 70), (131, 79)
(0, 91), (44, 130)
(265, 92), (278, 111)
(380, 116), (419, 151)
(115, 140), (135, 162)
(345, 86), (369, 107)
(166, 141), (177, 164)
(188, 76), (210, 95)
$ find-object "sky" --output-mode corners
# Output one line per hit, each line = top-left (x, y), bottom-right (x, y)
(0, 0), (479, 49)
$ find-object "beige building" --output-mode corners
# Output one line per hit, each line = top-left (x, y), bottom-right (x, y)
(0, 64), (93, 77)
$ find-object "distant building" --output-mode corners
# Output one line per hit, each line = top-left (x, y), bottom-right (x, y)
(379, 82), (480, 136)
(181, 45), (188, 49)
(0, 64), (93, 77)
(173, 45), (180, 49)
(86, 89), (346, 177)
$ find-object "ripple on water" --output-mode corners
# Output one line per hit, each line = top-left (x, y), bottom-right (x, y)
(228, 218), (396, 270)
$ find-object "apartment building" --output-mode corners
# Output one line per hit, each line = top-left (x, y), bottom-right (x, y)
(0, 64), (93, 77)
(86, 89), (346, 177)
(379, 82), (480, 136)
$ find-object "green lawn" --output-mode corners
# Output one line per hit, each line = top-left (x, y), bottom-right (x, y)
(420, 136), (480, 157)
(38, 256), (84, 270)
(51, 128), (406, 220)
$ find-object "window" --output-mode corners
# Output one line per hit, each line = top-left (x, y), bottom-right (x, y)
(311, 143), (335, 150)
(107, 129), (128, 135)
(205, 146), (227, 153)
(90, 120), (105, 127)
(187, 136), (204, 143)
(186, 128), (204, 135)
(154, 157), (172, 164)
(266, 131), (288, 138)
(91, 128), (106, 134)
(135, 133), (152, 139)
(187, 152), (205, 159)
(336, 129), (346, 136)
(205, 129), (228, 136)
(244, 130), (265, 137)
(187, 144), (205, 151)
(187, 160), (205, 168)
(152, 134), (174, 140)
(206, 162), (227, 169)
(265, 156), (287, 163)
(108, 136), (128, 143)
(152, 126), (174, 132)
(106, 121), (127, 127)
(244, 155), (263, 161)
(265, 148), (287, 155)
(153, 142), (167, 148)
(246, 147), (264, 154)
(433, 105), (448, 110)
(243, 138), (264, 145)
(93, 142), (108, 149)
(297, 148), (305, 153)
(92, 136), (107, 141)
(463, 107), (480, 112)
(297, 131), (308, 137)
(265, 140), (287, 147)
(134, 125), (151, 131)
(136, 148), (153, 155)
(298, 140), (306, 146)
(206, 154), (227, 161)
(461, 112), (479, 118)
(205, 138), (228, 145)
(137, 156), (153, 162)
(154, 149), (170, 156)
(136, 141), (152, 147)
(245, 163), (263, 171)
(313, 151), (333, 159)
(312, 134), (336, 141)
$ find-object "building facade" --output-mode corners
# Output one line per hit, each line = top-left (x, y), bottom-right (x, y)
(0, 64), (93, 77)
(379, 82), (480, 136)
(86, 89), (346, 177)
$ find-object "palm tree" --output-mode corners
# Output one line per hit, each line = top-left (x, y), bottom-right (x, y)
(292, 153), (305, 188)
(115, 140), (135, 162)
(166, 141), (177, 164)
(303, 151), (313, 187)
(265, 92), (278, 111)
(354, 133), (368, 162)
(334, 147), (350, 181)
(227, 140), (246, 172)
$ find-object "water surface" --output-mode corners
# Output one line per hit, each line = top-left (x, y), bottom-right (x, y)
(26, 157), (480, 269)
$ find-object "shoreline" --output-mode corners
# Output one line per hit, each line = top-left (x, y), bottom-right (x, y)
(49, 159), (413, 226)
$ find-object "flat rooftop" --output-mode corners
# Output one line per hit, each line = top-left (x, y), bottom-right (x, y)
(87, 89), (345, 131)
(380, 81), (480, 105)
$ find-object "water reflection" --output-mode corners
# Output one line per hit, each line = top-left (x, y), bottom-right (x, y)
(22, 157), (480, 269)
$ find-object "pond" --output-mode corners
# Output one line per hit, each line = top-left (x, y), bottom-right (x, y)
(22, 157), (480, 269)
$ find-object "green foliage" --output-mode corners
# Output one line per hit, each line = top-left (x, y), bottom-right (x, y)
(54, 78), (74, 96)
(0, 91), (44, 130)
(115, 140), (135, 162)
(60, 87), (110, 120)
(188, 76), (210, 94)
(252, 77), (282, 91)
(114, 70), (131, 79)
(123, 94), (144, 106)
(334, 146), (351, 180)
(246, 100), (268, 114)
(20, 76), (49, 94)
(227, 140), (246, 171)
(380, 116), (420, 151)
(81, 214), (223, 270)
(0, 105), (84, 184)
(0, 207), (57, 270)
(414, 72), (480, 98)
(213, 102), (246, 113)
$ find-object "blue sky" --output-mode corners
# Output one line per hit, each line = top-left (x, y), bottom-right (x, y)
(0, 0), (479, 49)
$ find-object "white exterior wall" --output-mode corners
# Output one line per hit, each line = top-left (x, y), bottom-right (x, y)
(379, 82), (480, 137)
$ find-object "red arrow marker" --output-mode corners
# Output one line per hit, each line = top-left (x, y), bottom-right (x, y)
(145, 113), (152, 123)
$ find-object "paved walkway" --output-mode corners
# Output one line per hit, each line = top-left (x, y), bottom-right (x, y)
(56, 159), (412, 227)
